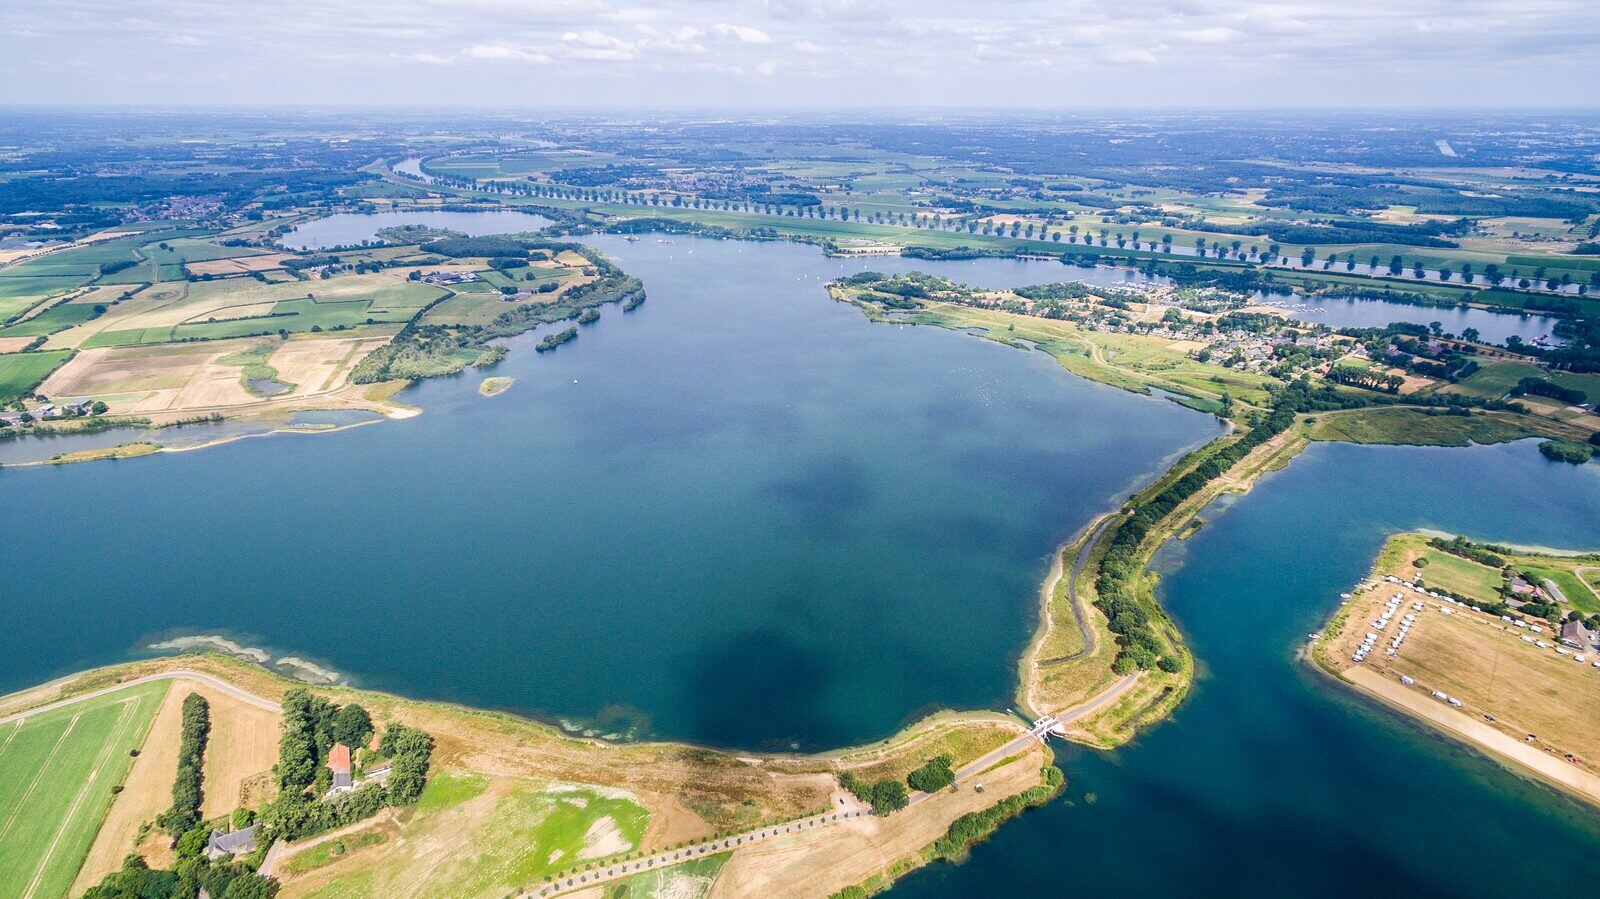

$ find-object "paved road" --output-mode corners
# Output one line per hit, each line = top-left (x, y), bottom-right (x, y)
(0, 670), (281, 727)
(532, 673), (1137, 897)
(1040, 513), (1120, 667)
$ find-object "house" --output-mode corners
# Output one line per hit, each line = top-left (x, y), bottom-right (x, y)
(64, 399), (94, 416)
(1560, 620), (1594, 650)
(205, 824), (258, 860)
(328, 742), (353, 793)
(1509, 577), (1544, 599)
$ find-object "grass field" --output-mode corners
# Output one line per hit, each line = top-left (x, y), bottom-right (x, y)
(602, 852), (729, 899)
(287, 774), (651, 899)
(1307, 408), (1549, 446)
(0, 350), (73, 404)
(1419, 548), (1505, 601)
(0, 680), (169, 899)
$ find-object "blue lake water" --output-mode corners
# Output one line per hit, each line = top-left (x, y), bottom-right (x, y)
(0, 236), (1216, 750)
(279, 209), (554, 250)
(895, 439), (1600, 897)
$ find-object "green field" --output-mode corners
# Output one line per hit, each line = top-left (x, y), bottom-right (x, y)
(0, 680), (169, 899)
(603, 852), (730, 899)
(303, 773), (650, 898)
(1450, 360), (1600, 403)
(1419, 549), (1506, 602)
(0, 302), (101, 339)
(0, 350), (73, 404)
(1308, 408), (1547, 446)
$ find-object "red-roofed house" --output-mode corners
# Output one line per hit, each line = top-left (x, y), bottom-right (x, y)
(328, 743), (353, 793)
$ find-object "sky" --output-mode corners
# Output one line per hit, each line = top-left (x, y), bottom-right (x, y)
(3, 0), (1598, 108)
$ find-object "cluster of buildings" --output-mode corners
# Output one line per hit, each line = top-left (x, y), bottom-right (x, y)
(421, 271), (478, 286)
(0, 399), (95, 428)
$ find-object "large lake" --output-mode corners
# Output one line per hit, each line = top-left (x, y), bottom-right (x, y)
(0, 236), (1217, 750)
(4, 234), (1597, 893)
(278, 209), (554, 250)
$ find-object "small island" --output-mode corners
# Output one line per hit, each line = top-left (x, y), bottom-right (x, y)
(479, 376), (514, 397)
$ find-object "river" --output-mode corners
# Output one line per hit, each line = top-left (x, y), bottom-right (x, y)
(279, 209), (554, 250)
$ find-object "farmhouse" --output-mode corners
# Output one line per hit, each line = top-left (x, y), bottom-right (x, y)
(422, 271), (478, 286)
(204, 824), (258, 861)
(1561, 620), (1595, 650)
(327, 743), (353, 793)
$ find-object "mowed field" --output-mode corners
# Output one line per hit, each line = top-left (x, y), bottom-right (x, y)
(74, 679), (281, 890)
(0, 350), (72, 404)
(0, 680), (169, 899)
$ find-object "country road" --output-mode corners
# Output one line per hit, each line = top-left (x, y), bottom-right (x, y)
(0, 670), (281, 727)
(533, 672), (1137, 897)
(1039, 512), (1119, 667)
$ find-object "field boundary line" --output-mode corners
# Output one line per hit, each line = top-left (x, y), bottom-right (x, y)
(0, 720), (21, 762)
(0, 712), (83, 845)
(20, 699), (142, 899)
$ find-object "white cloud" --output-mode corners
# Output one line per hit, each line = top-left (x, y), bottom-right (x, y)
(755, 59), (780, 75)
(167, 34), (205, 46)
(713, 23), (772, 43)
(794, 39), (824, 53)
(462, 44), (551, 63)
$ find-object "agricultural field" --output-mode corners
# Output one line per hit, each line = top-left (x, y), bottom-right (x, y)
(0, 680), (169, 899)
(38, 332), (395, 415)
(0, 349), (72, 404)
(73, 678), (282, 889)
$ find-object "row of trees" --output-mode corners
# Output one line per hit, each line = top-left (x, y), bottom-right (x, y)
(1096, 378), (1366, 673)
(159, 693), (211, 837)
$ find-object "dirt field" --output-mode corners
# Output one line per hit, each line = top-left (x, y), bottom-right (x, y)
(1321, 565), (1600, 782)
(269, 334), (389, 394)
(71, 684), (185, 893)
(38, 333), (390, 414)
(708, 748), (1047, 899)
(185, 254), (294, 277)
(70, 677), (282, 891)
(197, 682), (281, 817)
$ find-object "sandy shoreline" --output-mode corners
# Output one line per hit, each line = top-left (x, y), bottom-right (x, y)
(1339, 665), (1600, 809)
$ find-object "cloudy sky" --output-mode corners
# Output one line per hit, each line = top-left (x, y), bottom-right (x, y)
(3, 0), (1597, 108)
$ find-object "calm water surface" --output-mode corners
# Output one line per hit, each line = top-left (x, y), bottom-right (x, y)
(279, 209), (553, 250)
(5, 235), (1596, 893)
(0, 236), (1216, 750)
(897, 439), (1600, 897)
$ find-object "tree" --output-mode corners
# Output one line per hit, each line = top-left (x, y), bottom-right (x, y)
(220, 873), (278, 899)
(332, 704), (374, 750)
(907, 755), (955, 793)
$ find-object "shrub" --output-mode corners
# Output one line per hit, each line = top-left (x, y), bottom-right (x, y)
(906, 755), (955, 793)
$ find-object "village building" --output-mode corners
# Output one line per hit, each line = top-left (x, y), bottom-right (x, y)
(327, 742), (354, 793)
(204, 824), (258, 861)
(1560, 619), (1595, 650)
